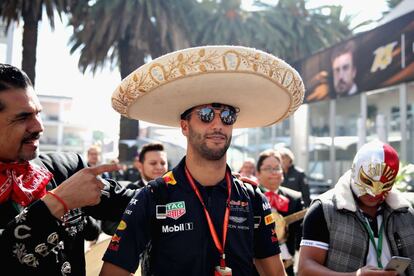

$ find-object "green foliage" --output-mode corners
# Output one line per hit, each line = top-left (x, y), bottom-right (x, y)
(188, 0), (358, 63)
(0, 0), (71, 83)
(69, 0), (195, 74)
(382, 0), (403, 17)
(257, 0), (355, 62)
(0, 0), (69, 29)
(394, 162), (414, 192)
(191, 0), (257, 46)
(387, 0), (403, 9)
(67, 0), (360, 74)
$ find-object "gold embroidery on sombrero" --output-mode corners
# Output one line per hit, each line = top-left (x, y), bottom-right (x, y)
(149, 50), (221, 82)
(112, 72), (151, 115)
(111, 47), (304, 118)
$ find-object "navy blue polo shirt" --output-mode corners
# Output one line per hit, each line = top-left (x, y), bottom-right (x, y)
(103, 158), (280, 275)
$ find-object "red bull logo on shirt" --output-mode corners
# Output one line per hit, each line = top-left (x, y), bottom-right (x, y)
(163, 171), (177, 185)
(109, 234), (121, 251)
(166, 201), (186, 220)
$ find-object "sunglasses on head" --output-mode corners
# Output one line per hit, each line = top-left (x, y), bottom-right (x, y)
(181, 104), (239, 125)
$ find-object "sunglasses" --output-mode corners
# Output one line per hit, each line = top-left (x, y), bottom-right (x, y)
(188, 106), (238, 125)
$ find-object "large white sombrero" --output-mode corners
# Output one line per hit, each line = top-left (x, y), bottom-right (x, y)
(112, 45), (305, 128)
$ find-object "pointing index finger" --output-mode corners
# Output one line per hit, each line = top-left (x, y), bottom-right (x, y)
(89, 164), (121, 175)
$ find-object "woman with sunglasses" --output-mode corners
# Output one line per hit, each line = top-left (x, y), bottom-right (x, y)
(100, 45), (305, 276)
(255, 149), (305, 276)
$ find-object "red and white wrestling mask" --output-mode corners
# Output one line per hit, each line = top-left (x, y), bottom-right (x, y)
(351, 141), (399, 198)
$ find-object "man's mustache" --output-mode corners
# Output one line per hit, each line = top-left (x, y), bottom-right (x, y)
(205, 131), (227, 139)
(338, 79), (347, 85)
(22, 132), (41, 143)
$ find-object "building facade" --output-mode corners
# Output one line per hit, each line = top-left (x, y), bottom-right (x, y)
(238, 5), (414, 190)
(38, 95), (93, 154)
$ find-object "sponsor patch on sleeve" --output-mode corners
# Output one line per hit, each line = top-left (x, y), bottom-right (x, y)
(262, 201), (271, 211)
(117, 220), (127, 231)
(264, 214), (275, 225)
(108, 234), (121, 251)
(163, 171), (177, 185)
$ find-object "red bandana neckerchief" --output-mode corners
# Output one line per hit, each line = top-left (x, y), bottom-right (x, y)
(0, 161), (53, 206)
(265, 191), (290, 212)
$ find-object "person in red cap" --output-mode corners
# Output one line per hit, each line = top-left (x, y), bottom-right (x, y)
(298, 140), (414, 275)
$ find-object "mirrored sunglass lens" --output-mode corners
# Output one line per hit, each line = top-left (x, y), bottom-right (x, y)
(220, 110), (236, 125)
(198, 107), (214, 123)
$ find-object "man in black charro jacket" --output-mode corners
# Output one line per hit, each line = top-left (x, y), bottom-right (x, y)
(0, 64), (134, 275)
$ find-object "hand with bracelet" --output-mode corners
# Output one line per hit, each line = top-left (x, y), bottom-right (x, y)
(42, 163), (120, 219)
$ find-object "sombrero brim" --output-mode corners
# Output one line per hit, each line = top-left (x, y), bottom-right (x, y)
(112, 45), (304, 128)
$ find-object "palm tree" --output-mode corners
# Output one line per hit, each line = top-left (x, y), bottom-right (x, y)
(193, 0), (253, 46)
(0, 0), (70, 84)
(386, 0), (403, 9)
(191, 0), (353, 63)
(258, 0), (354, 63)
(69, 0), (195, 162)
(68, 0), (356, 161)
(382, 0), (403, 17)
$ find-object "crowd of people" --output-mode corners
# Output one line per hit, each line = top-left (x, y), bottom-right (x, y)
(1, 44), (413, 276)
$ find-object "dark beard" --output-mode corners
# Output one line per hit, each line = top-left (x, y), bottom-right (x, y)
(199, 139), (230, 160)
(189, 129), (231, 161)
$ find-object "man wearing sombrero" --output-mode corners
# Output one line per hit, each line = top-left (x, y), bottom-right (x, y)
(100, 45), (304, 276)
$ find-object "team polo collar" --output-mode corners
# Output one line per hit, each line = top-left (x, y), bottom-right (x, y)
(172, 157), (231, 193)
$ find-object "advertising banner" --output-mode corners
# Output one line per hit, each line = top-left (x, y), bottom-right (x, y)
(295, 11), (414, 104)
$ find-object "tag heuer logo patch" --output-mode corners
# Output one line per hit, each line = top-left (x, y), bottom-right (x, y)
(166, 201), (186, 220)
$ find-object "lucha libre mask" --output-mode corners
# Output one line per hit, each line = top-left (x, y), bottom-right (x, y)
(351, 141), (399, 197)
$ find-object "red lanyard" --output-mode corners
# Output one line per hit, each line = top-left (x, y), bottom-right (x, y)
(184, 166), (232, 268)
